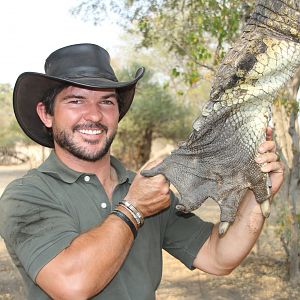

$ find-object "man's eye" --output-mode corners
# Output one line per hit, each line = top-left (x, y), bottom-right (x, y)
(102, 100), (114, 105)
(69, 99), (82, 104)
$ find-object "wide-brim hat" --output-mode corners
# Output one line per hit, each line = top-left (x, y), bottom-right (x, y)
(13, 43), (145, 148)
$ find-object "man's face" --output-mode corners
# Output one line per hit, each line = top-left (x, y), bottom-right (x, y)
(47, 86), (119, 162)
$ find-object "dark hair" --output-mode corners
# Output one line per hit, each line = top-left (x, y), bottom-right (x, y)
(40, 83), (68, 140)
(116, 92), (121, 114)
(42, 83), (69, 115)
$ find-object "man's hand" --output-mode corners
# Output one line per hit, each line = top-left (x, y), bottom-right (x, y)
(255, 127), (284, 196)
(125, 160), (171, 217)
(193, 127), (284, 275)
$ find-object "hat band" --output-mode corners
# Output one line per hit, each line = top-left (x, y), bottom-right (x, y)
(48, 66), (118, 81)
(61, 72), (118, 81)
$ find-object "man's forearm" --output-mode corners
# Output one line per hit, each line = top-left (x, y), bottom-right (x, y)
(36, 208), (136, 299)
(194, 190), (265, 275)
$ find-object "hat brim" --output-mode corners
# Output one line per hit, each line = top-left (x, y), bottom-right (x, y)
(13, 67), (145, 148)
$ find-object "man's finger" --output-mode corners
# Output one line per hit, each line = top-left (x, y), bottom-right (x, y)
(258, 140), (276, 154)
(266, 126), (273, 141)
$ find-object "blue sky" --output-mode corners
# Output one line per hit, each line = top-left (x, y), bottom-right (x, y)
(0, 0), (123, 86)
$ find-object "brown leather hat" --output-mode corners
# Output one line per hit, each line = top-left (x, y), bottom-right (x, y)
(13, 43), (145, 148)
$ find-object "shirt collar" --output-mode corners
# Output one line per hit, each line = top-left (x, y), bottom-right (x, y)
(38, 151), (134, 184)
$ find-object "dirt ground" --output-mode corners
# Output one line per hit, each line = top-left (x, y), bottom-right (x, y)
(0, 164), (300, 300)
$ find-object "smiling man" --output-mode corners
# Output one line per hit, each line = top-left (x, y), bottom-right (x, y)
(37, 87), (119, 162)
(0, 43), (284, 299)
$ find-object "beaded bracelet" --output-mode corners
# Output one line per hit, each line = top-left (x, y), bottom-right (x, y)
(111, 209), (137, 239)
(119, 200), (144, 226)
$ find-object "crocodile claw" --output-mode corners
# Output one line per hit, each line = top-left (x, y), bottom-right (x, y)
(219, 221), (230, 236)
(260, 200), (271, 218)
(176, 204), (188, 213)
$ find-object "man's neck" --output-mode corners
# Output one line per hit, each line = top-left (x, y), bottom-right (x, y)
(54, 148), (118, 200)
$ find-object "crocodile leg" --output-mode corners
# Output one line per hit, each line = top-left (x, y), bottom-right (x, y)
(142, 0), (300, 234)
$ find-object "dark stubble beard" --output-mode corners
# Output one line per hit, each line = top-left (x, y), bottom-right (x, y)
(53, 123), (117, 162)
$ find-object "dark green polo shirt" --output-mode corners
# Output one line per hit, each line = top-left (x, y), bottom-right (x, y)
(0, 151), (213, 299)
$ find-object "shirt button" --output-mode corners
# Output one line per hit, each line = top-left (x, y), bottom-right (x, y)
(84, 175), (90, 182)
(100, 203), (107, 209)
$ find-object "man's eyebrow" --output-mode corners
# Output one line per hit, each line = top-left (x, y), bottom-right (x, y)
(61, 92), (117, 100)
(62, 94), (85, 100)
(102, 92), (117, 99)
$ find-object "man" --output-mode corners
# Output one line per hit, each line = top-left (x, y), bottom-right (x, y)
(0, 43), (284, 299)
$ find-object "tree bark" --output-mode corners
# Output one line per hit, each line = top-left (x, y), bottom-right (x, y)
(273, 68), (300, 285)
(136, 128), (153, 169)
(287, 111), (300, 285)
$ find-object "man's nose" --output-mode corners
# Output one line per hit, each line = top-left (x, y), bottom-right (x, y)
(82, 103), (103, 122)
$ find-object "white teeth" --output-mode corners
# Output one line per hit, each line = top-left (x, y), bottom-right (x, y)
(79, 129), (103, 135)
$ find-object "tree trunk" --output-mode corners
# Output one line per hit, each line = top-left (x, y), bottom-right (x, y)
(273, 68), (300, 285)
(287, 111), (300, 285)
(135, 128), (153, 169)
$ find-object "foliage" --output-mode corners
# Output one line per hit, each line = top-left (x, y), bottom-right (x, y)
(72, 0), (255, 85)
(112, 64), (193, 169)
(0, 83), (31, 147)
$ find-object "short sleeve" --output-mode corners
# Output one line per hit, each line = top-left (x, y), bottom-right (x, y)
(0, 178), (79, 281)
(162, 195), (214, 269)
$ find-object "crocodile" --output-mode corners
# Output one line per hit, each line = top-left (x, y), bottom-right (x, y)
(142, 0), (300, 234)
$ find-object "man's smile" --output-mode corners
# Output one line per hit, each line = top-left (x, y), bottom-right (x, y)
(78, 129), (104, 135)
(74, 122), (108, 138)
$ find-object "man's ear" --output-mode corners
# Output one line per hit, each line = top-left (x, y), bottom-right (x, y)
(36, 102), (53, 128)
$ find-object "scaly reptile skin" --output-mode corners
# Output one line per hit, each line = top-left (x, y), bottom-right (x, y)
(142, 0), (300, 234)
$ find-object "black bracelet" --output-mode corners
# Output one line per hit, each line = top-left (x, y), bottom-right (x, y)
(111, 209), (137, 239)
